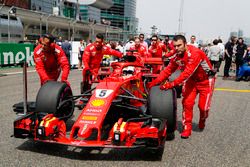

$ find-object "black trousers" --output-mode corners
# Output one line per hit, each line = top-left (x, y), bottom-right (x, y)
(235, 57), (243, 77)
(210, 60), (220, 71)
(224, 56), (232, 77)
(217, 58), (223, 72)
(66, 53), (71, 66)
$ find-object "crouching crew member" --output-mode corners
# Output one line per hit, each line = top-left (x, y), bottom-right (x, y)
(34, 34), (70, 86)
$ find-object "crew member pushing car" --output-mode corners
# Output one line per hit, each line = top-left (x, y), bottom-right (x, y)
(34, 34), (70, 86)
(149, 35), (216, 139)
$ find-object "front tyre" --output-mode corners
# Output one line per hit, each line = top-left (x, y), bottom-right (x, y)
(148, 86), (177, 134)
(36, 81), (73, 119)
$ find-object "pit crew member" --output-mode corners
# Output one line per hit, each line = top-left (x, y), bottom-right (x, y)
(34, 34), (70, 86)
(129, 37), (148, 58)
(148, 35), (170, 73)
(82, 33), (122, 86)
(163, 35), (176, 65)
(149, 35), (216, 139)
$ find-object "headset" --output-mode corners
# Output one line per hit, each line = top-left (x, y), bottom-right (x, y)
(42, 34), (56, 48)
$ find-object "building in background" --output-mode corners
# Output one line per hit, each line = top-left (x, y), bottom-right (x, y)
(0, 0), (137, 43)
(230, 31), (238, 38)
(1, 0), (30, 9)
(238, 29), (243, 38)
(100, 0), (138, 41)
(30, 0), (58, 14)
(79, 5), (101, 23)
(229, 29), (250, 45)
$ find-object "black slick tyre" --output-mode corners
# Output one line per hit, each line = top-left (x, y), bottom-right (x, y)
(36, 81), (73, 118)
(148, 86), (177, 133)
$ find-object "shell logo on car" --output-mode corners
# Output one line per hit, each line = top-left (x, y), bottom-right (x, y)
(90, 99), (105, 107)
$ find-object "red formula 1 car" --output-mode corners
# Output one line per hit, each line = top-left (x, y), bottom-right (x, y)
(13, 55), (177, 157)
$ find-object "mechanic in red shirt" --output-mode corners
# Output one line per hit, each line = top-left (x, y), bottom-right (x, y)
(149, 35), (216, 139)
(164, 35), (176, 58)
(148, 35), (170, 73)
(129, 37), (148, 58)
(163, 35), (176, 66)
(34, 34), (70, 86)
(148, 35), (167, 58)
(82, 33), (122, 84)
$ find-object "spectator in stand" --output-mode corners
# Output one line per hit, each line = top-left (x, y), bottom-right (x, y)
(235, 37), (247, 77)
(217, 39), (225, 72)
(139, 33), (148, 51)
(207, 39), (222, 72)
(188, 35), (199, 48)
(78, 40), (86, 70)
(224, 36), (237, 79)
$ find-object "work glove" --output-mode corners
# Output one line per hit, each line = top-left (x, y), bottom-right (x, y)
(160, 82), (174, 90)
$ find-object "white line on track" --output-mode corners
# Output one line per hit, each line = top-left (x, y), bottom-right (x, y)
(2, 70), (36, 75)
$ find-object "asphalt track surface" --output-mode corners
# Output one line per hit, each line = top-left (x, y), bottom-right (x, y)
(0, 67), (250, 167)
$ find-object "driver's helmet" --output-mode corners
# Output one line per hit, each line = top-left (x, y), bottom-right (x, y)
(122, 66), (135, 76)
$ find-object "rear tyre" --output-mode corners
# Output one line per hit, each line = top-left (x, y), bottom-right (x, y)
(148, 86), (177, 134)
(36, 81), (73, 118)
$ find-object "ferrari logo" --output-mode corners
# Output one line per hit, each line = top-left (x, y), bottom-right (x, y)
(91, 99), (105, 107)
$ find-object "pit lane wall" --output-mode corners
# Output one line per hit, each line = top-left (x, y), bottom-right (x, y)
(0, 43), (35, 67)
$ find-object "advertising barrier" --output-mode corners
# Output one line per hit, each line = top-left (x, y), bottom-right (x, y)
(0, 43), (35, 67)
